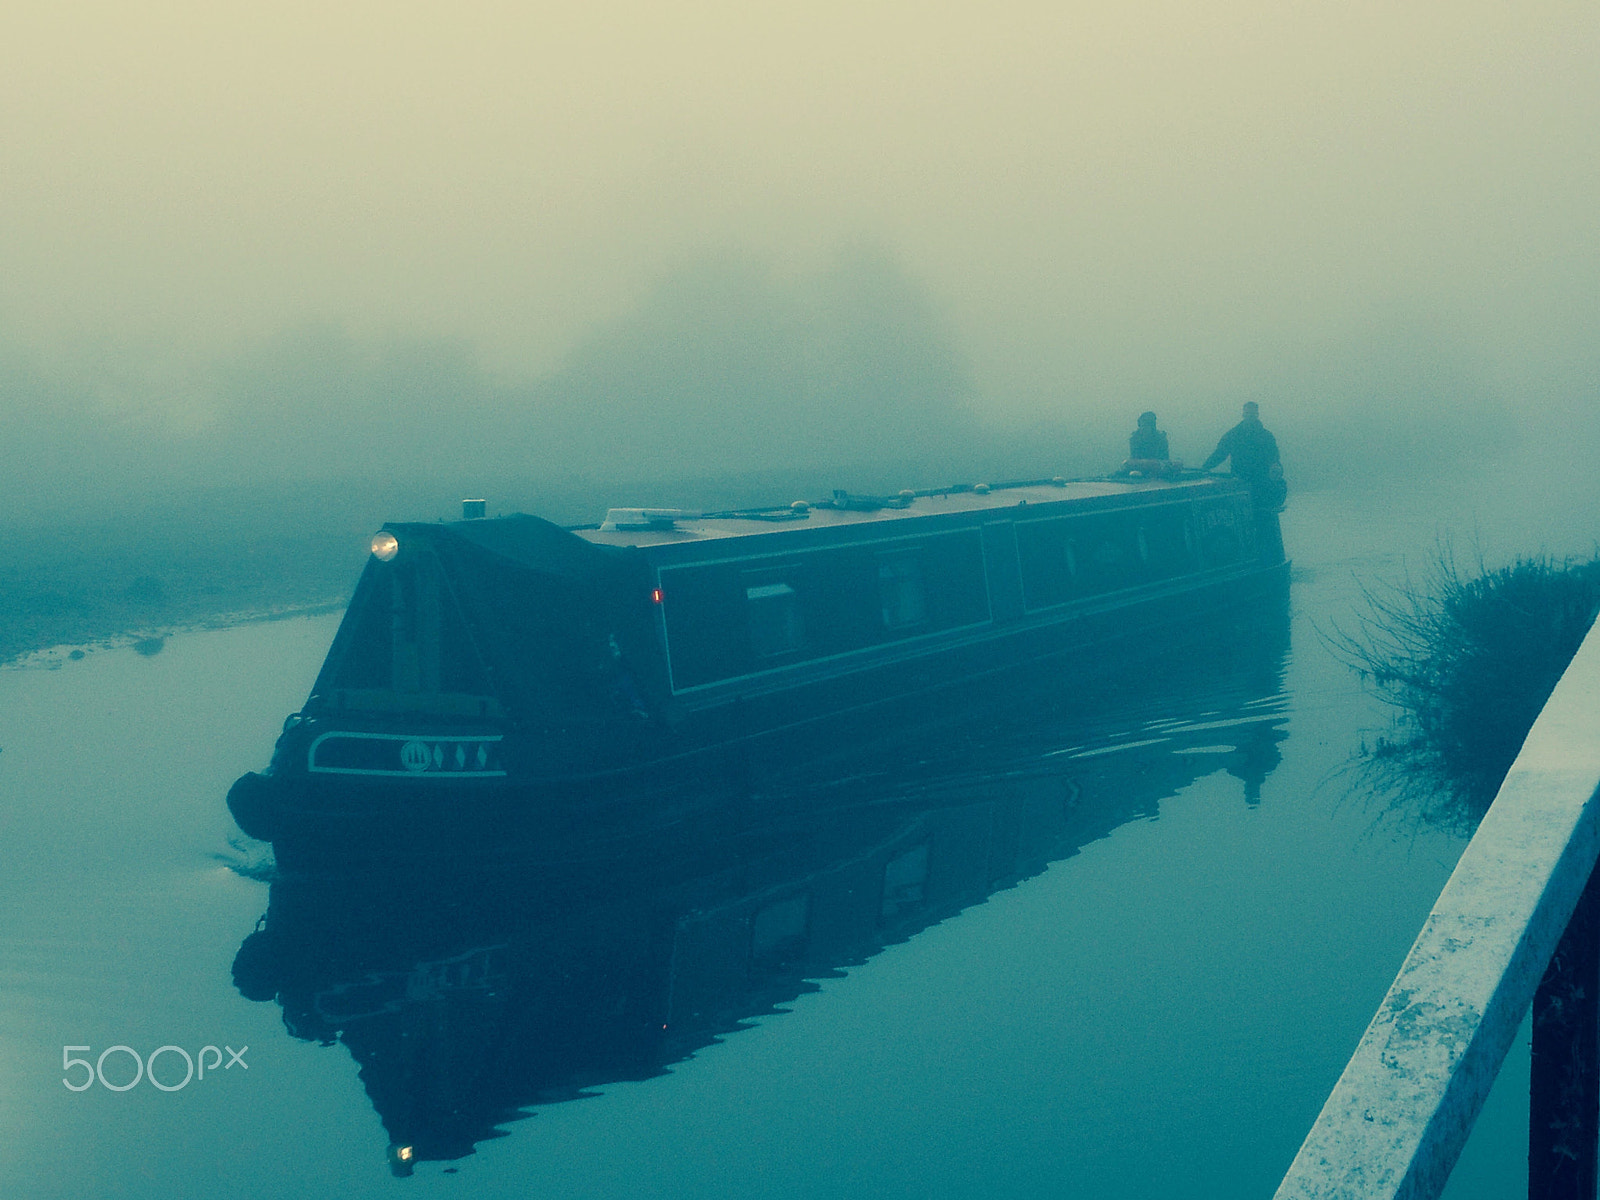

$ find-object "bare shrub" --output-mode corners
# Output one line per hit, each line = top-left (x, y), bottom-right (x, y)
(1333, 548), (1600, 831)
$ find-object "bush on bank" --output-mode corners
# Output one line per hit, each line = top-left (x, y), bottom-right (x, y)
(1338, 550), (1600, 830)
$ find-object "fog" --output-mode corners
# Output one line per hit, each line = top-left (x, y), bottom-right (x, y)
(2, 0), (1597, 523)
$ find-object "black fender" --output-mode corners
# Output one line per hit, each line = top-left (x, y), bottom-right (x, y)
(227, 771), (280, 842)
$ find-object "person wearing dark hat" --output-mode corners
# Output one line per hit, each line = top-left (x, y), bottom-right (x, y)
(1128, 411), (1169, 462)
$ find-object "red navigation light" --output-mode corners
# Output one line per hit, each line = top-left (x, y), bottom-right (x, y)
(651, 588), (664, 604)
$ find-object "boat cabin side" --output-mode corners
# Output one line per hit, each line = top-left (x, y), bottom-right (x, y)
(286, 477), (1278, 779)
(614, 477), (1275, 703)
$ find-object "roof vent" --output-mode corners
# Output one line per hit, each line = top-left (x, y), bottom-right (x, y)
(600, 508), (700, 532)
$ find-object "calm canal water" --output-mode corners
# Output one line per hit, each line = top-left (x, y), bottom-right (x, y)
(3, 468), (1595, 1200)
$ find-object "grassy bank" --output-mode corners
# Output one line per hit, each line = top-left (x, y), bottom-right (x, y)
(0, 488), (371, 664)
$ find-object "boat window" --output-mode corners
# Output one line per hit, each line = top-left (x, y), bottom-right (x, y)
(1092, 537), (1125, 569)
(877, 555), (927, 630)
(1016, 518), (1078, 608)
(1136, 508), (1199, 580)
(1019, 507), (1204, 609)
(658, 562), (748, 688)
(881, 842), (930, 919)
(1059, 516), (1137, 595)
(746, 581), (805, 657)
(659, 529), (987, 691)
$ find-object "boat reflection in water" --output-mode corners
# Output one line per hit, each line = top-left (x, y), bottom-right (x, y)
(230, 595), (1289, 1172)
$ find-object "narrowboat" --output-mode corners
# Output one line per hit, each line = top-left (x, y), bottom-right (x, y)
(227, 473), (1287, 854)
(230, 604), (1290, 1167)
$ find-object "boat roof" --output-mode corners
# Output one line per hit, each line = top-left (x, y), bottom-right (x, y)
(570, 474), (1242, 548)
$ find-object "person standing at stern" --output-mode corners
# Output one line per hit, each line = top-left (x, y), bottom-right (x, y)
(1203, 401), (1287, 562)
(1202, 402), (1283, 505)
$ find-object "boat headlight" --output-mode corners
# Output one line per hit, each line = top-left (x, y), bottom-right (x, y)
(370, 532), (400, 562)
(387, 1144), (416, 1176)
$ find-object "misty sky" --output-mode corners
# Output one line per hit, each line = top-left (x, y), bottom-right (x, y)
(2, 1), (1597, 509)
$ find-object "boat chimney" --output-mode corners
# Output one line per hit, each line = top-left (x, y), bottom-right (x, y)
(462, 499), (487, 520)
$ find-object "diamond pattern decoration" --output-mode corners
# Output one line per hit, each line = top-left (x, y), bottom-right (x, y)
(385, 737), (502, 772)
